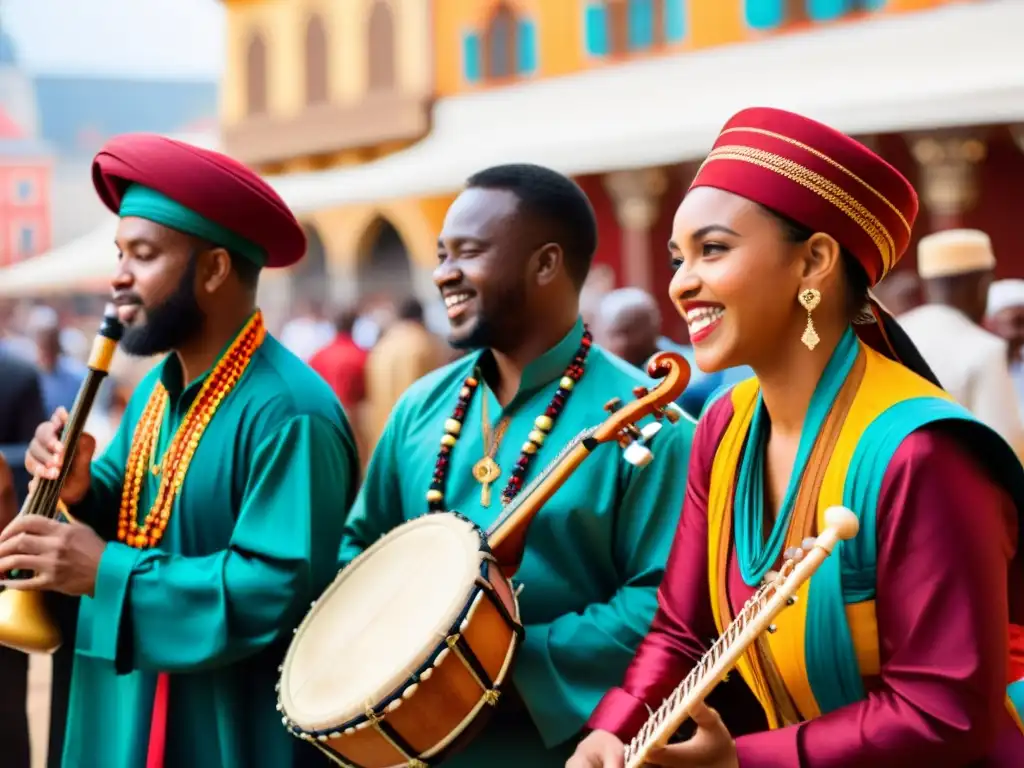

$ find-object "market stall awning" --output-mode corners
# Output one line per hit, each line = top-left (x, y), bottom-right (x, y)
(273, 0), (1024, 214)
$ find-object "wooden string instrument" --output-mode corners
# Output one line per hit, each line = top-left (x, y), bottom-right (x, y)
(486, 351), (691, 578)
(624, 505), (861, 768)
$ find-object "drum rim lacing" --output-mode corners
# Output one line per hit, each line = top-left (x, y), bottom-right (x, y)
(277, 512), (524, 750)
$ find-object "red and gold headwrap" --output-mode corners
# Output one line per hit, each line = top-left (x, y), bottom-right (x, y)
(689, 107), (929, 375)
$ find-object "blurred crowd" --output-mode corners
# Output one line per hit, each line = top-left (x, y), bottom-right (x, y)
(4, 238), (1024, 472)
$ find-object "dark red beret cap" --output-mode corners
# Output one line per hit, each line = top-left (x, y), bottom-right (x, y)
(689, 107), (918, 286)
(92, 133), (307, 269)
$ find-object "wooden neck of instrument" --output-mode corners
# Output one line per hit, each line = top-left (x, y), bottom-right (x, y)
(624, 534), (842, 767)
(485, 440), (592, 577)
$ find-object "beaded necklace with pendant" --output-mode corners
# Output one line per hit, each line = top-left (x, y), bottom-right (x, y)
(118, 311), (266, 549)
(426, 327), (593, 512)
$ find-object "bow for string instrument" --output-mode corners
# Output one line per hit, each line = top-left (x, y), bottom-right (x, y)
(622, 505), (861, 768)
(275, 351), (691, 768)
(0, 304), (123, 655)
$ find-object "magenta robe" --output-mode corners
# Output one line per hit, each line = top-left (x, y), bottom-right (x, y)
(588, 396), (1024, 766)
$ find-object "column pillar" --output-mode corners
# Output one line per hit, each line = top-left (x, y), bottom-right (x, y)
(602, 168), (668, 294)
(908, 131), (987, 231)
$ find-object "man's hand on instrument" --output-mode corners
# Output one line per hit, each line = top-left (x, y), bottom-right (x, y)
(26, 407), (96, 505)
(644, 702), (737, 768)
(0, 515), (106, 597)
(565, 729), (625, 767)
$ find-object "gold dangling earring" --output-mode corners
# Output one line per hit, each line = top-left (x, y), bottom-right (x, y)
(798, 288), (822, 351)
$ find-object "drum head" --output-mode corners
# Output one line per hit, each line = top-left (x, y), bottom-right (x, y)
(280, 513), (485, 731)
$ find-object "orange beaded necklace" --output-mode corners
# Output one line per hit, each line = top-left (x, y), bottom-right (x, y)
(117, 311), (266, 549)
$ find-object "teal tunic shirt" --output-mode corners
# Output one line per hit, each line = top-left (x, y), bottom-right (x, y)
(62, 328), (359, 768)
(340, 317), (694, 766)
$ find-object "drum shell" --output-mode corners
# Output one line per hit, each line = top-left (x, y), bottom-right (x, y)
(282, 515), (522, 768)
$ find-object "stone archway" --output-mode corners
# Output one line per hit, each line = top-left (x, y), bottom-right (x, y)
(356, 217), (414, 304)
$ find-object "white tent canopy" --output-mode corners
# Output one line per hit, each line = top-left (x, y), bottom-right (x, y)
(2, 0), (1022, 295)
(0, 218), (118, 297)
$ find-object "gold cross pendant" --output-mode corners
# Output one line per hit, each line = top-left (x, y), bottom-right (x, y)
(472, 456), (501, 508)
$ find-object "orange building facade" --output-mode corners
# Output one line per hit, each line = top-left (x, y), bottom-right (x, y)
(214, 0), (1024, 340)
(432, 0), (948, 97)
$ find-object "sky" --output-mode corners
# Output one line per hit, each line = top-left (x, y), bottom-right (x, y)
(1, 0), (224, 79)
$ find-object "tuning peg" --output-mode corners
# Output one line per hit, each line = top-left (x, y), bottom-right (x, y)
(657, 404), (682, 424)
(632, 385), (649, 399)
(603, 397), (622, 413)
(641, 422), (663, 441)
(623, 441), (654, 467)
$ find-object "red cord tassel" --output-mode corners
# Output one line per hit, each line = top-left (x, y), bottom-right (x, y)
(1009, 624), (1024, 684)
(145, 672), (170, 768)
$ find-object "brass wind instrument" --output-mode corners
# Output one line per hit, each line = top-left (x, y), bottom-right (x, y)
(623, 505), (861, 768)
(0, 304), (123, 654)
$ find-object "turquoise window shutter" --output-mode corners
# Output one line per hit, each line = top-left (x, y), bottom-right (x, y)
(745, 0), (784, 30)
(584, 3), (609, 56)
(517, 19), (538, 75)
(463, 32), (481, 83)
(628, 0), (654, 50)
(665, 0), (687, 42)
(806, 0), (847, 21)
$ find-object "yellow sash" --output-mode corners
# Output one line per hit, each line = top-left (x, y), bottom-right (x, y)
(706, 343), (955, 723)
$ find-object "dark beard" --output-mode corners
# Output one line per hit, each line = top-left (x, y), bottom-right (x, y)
(449, 313), (497, 350)
(448, 278), (528, 351)
(120, 257), (205, 357)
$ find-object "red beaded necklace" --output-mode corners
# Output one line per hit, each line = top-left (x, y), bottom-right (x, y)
(426, 327), (593, 512)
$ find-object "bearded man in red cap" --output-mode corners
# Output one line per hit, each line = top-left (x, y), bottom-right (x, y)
(0, 134), (360, 768)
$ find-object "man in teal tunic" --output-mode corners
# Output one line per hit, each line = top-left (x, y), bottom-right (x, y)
(340, 164), (695, 766)
(0, 134), (359, 768)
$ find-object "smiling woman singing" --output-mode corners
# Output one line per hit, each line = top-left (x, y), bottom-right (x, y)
(567, 107), (1024, 767)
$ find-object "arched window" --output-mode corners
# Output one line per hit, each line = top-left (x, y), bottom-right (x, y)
(368, 0), (396, 90)
(305, 15), (328, 105)
(463, 3), (538, 83)
(746, 0), (883, 29)
(586, 0), (684, 56)
(806, 0), (886, 19)
(484, 3), (516, 80)
(245, 32), (268, 115)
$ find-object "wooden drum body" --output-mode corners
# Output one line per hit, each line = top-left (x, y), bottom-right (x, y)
(278, 512), (522, 767)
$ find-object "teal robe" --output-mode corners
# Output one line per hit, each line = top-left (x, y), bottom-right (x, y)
(62, 327), (359, 768)
(338, 317), (694, 766)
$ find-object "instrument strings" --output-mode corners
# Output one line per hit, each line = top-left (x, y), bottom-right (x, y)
(484, 426), (597, 536)
(623, 562), (792, 763)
